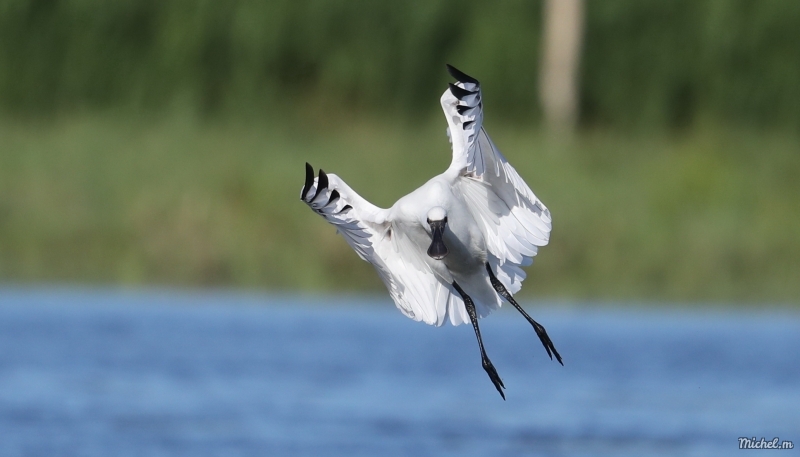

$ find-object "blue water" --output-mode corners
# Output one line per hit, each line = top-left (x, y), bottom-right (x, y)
(0, 289), (797, 457)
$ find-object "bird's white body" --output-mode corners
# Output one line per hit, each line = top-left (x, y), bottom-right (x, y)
(301, 66), (552, 327)
(391, 174), (497, 312)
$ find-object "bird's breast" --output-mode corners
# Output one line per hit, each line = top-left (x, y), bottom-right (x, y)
(441, 204), (486, 272)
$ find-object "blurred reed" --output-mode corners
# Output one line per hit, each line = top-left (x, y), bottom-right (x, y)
(1, 0), (799, 130)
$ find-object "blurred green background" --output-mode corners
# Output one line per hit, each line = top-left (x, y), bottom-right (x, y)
(1, 0), (798, 302)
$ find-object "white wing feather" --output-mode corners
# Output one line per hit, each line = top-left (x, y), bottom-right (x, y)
(441, 67), (552, 294)
(301, 165), (469, 326)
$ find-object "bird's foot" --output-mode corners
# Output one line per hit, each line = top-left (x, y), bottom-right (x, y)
(532, 320), (563, 366)
(482, 356), (506, 400)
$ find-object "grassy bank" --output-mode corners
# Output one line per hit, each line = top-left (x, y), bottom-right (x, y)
(1, 113), (798, 302)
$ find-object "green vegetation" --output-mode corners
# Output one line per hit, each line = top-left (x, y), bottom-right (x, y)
(2, 0), (800, 129)
(1, 0), (799, 302)
(2, 113), (798, 302)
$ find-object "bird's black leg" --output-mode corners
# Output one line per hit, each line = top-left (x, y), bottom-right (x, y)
(452, 281), (505, 400)
(486, 263), (563, 365)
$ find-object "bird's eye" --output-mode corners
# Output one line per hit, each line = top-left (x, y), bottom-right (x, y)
(443, 217), (448, 223)
(426, 218), (431, 224)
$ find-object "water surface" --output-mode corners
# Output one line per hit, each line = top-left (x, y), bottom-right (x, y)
(0, 289), (797, 456)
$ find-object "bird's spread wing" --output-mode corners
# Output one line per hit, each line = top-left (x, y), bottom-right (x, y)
(441, 65), (552, 294)
(301, 163), (469, 326)
(300, 163), (379, 262)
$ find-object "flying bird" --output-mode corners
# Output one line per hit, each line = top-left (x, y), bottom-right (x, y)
(300, 65), (562, 399)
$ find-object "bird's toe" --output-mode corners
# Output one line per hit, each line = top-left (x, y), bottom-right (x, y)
(482, 358), (506, 400)
(532, 321), (563, 365)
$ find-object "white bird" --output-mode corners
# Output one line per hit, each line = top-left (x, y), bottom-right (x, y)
(301, 65), (562, 399)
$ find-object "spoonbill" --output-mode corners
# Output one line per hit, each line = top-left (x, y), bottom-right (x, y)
(301, 65), (562, 399)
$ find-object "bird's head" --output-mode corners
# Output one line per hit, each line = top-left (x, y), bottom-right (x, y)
(426, 207), (449, 260)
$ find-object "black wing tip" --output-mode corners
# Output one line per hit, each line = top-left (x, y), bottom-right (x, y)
(311, 168), (328, 202)
(301, 162), (314, 201)
(325, 189), (340, 207)
(446, 64), (480, 85)
(448, 82), (476, 101)
(456, 104), (472, 115)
